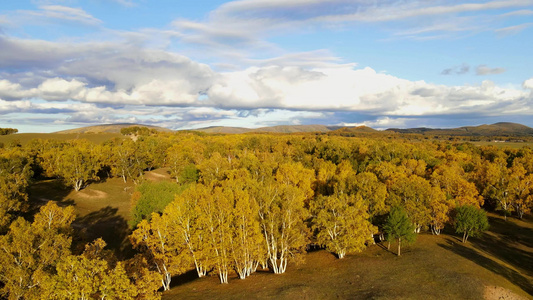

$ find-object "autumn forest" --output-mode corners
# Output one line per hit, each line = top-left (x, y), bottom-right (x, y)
(0, 126), (532, 299)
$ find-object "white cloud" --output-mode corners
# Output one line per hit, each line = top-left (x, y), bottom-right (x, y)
(186, 0), (533, 43)
(341, 117), (413, 130)
(495, 22), (533, 36)
(22, 5), (102, 26)
(111, 0), (138, 7)
(1, 49), (531, 123)
(524, 78), (533, 90)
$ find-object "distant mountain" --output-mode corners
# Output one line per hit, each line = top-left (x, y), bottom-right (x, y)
(55, 124), (172, 134)
(54, 122), (533, 137)
(386, 122), (533, 136)
(330, 126), (378, 134)
(253, 124), (333, 133)
(192, 126), (251, 134)
(193, 124), (335, 134)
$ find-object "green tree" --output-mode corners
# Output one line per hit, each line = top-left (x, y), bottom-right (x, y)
(129, 181), (187, 228)
(454, 205), (489, 243)
(383, 206), (416, 256)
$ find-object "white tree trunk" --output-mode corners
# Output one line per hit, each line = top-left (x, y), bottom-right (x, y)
(397, 237), (401, 256)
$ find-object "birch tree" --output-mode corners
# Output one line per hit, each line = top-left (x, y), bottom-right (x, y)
(475, 157), (513, 220)
(164, 184), (211, 278)
(0, 202), (74, 299)
(388, 175), (432, 233)
(253, 179), (310, 274)
(56, 140), (101, 191)
(311, 194), (376, 259)
(199, 185), (233, 283)
(508, 163), (533, 219)
(130, 213), (188, 291)
(0, 148), (32, 231)
(110, 139), (147, 184)
(224, 170), (264, 279)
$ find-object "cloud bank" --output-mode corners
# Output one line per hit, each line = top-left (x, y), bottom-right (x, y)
(1, 0), (533, 132)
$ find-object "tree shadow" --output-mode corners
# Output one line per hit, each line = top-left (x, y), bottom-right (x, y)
(470, 232), (533, 277)
(169, 269), (202, 288)
(73, 206), (133, 260)
(438, 239), (533, 296)
(485, 216), (533, 249)
(26, 179), (74, 216)
(440, 215), (533, 277)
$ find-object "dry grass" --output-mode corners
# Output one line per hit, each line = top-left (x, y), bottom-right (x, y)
(28, 176), (134, 256)
(163, 214), (532, 300)
(0, 132), (123, 146)
(27, 168), (176, 257)
(471, 141), (533, 149)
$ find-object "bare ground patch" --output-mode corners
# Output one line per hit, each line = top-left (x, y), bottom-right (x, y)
(76, 189), (108, 199)
(484, 286), (528, 300)
(145, 168), (171, 182)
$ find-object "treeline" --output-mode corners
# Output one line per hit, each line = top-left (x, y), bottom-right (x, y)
(0, 130), (532, 298)
(0, 128), (18, 135)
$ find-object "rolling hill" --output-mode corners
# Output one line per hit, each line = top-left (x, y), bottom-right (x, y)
(25, 121), (533, 137)
(386, 122), (533, 137)
(55, 123), (172, 134)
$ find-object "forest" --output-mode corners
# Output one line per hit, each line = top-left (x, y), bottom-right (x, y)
(0, 126), (532, 299)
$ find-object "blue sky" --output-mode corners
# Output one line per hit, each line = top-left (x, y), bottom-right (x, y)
(0, 0), (532, 132)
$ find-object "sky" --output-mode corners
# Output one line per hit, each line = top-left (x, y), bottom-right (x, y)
(0, 0), (532, 133)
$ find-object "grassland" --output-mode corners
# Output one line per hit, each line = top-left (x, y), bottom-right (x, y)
(471, 141), (533, 149)
(0, 132), (123, 146)
(163, 213), (532, 300)
(27, 168), (174, 257)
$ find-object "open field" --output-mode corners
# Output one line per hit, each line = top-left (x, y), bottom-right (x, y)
(0, 132), (123, 146)
(28, 168), (172, 257)
(162, 213), (532, 300)
(471, 141), (533, 149)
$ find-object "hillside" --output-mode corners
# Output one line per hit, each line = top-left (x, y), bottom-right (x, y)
(193, 122), (533, 137)
(55, 123), (172, 134)
(386, 122), (533, 137)
(330, 125), (379, 134)
(0, 132), (124, 145)
(253, 124), (332, 133)
(192, 124), (334, 134)
(191, 126), (251, 134)
(7, 121), (532, 137)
